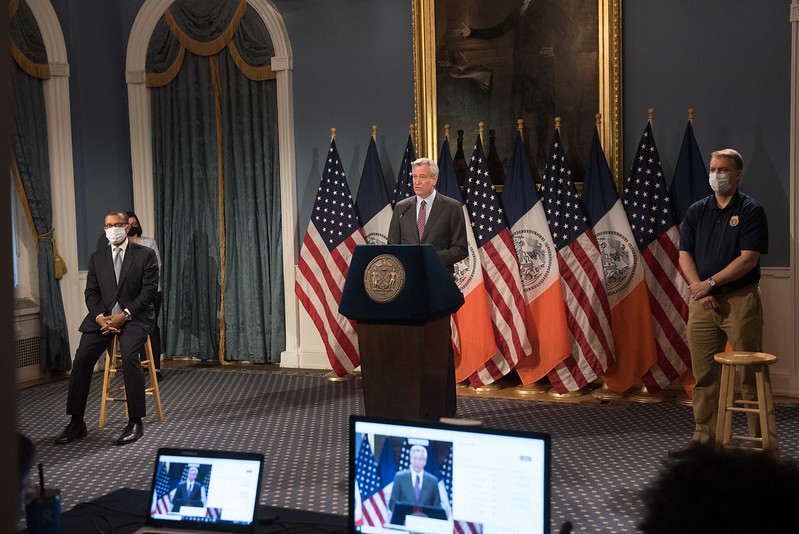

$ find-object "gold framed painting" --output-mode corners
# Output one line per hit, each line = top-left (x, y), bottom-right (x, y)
(412, 0), (622, 183)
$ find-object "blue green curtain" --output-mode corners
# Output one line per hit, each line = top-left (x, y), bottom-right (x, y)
(148, 0), (283, 363)
(10, 0), (71, 371)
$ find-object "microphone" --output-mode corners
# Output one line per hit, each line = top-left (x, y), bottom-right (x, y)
(398, 202), (413, 217)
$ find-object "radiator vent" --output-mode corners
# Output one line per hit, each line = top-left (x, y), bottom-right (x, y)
(14, 297), (42, 382)
(15, 335), (40, 369)
(15, 296), (40, 316)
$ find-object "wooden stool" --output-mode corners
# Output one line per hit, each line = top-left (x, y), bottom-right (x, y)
(714, 351), (778, 455)
(99, 335), (164, 428)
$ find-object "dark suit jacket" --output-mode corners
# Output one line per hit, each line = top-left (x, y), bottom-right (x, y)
(389, 469), (441, 511)
(388, 192), (468, 271)
(173, 481), (204, 509)
(80, 240), (158, 333)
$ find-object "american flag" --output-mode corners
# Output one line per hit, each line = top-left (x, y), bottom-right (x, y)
(355, 135), (391, 245)
(354, 437), (390, 527)
(462, 135), (531, 386)
(295, 138), (365, 376)
(439, 446), (482, 533)
(391, 134), (417, 206)
(540, 129), (615, 392)
(622, 122), (691, 393)
(150, 462), (173, 515)
(202, 469), (220, 519)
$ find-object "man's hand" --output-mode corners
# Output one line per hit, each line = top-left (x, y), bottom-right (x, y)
(454, 22), (471, 39)
(97, 313), (125, 335)
(688, 280), (712, 301)
(698, 295), (719, 311)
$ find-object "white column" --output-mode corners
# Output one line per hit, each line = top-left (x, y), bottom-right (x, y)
(27, 0), (82, 353)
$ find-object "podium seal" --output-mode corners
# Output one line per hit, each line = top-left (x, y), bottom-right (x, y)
(364, 254), (405, 303)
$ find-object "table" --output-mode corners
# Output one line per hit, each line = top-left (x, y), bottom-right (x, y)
(54, 488), (347, 533)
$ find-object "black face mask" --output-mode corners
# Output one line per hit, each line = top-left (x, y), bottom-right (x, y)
(128, 226), (142, 237)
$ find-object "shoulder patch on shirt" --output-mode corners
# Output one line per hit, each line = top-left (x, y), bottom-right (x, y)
(729, 215), (739, 227)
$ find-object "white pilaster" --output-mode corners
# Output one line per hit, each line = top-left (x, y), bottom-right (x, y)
(27, 0), (82, 354)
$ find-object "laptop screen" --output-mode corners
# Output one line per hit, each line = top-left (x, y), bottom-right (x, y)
(349, 416), (550, 534)
(144, 448), (264, 533)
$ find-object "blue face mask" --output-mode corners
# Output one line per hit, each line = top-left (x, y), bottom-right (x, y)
(708, 172), (732, 194)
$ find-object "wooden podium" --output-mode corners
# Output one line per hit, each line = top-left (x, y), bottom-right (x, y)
(340, 245), (464, 420)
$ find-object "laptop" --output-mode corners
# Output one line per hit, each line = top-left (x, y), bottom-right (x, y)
(135, 448), (264, 533)
(349, 416), (551, 534)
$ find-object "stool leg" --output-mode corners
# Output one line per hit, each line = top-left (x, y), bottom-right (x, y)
(146, 336), (164, 422)
(757, 366), (779, 455)
(99, 336), (117, 429)
(715, 364), (734, 448)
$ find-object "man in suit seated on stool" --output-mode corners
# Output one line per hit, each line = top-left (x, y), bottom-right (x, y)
(54, 210), (159, 446)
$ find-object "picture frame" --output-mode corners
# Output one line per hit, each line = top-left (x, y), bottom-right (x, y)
(412, 0), (623, 184)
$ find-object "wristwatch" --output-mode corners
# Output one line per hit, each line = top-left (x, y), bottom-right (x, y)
(707, 277), (717, 288)
(123, 309), (132, 321)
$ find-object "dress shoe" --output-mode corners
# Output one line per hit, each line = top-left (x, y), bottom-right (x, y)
(54, 420), (88, 445)
(667, 440), (708, 459)
(155, 370), (165, 383)
(115, 422), (144, 445)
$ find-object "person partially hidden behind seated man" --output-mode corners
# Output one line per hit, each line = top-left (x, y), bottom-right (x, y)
(389, 445), (442, 524)
(54, 211), (159, 446)
(171, 466), (207, 514)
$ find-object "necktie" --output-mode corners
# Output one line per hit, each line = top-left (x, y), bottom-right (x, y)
(414, 474), (421, 501)
(417, 200), (427, 239)
(112, 247), (123, 314)
(113, 247), (122, 282)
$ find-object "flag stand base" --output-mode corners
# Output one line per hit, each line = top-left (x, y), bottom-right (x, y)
(675, 393), (693, 407)
(591, 383), (624, 401)
(547, 388), (584, 399)
(473, 383), (503, 393)
(325, 371), (355, 382)
(515, 383), (550, 396)
(627, 385), (665, 403)
(456, 380), (470, 389)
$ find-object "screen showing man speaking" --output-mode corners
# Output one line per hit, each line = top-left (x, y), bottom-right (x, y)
(350, 416), (550, 534)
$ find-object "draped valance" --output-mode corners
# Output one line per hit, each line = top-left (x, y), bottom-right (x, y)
(145, 0), (275, 87)
(9, 0), (50, 79)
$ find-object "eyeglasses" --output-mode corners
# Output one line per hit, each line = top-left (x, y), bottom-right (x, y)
(104, 223), (127, 229)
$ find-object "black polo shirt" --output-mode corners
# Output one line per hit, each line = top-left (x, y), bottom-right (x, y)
(680, 190), (768, 292)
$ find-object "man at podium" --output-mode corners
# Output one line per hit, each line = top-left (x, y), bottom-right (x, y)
(389, 445), (442, 516)
(388, 158), (468, 416)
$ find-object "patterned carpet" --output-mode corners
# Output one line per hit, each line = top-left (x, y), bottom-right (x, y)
(16, 366), (799, 533)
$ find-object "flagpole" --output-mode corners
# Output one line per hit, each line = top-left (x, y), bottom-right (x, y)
(544, 116), (592, 400)
(511, 118), (552, 397)
(323, 126), (357, 383)
(625, 110), (667, 403)
(674, 107), (696, 407)
(474, 119), (509, 393)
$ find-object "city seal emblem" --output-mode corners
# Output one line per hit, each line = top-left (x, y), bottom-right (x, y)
(364, 254), (405, 303)
(595, 230), (637, 295)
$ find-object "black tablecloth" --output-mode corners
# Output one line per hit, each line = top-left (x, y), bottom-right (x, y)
(53, 488), (347, 533)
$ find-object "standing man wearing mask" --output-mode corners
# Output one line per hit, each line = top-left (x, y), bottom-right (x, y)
(54, 211), (159, 446)
(669, 149), (768, 458)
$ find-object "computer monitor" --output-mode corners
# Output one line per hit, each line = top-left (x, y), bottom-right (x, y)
(349, 416), (550, 534)
(141, 448), (263, 533)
